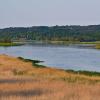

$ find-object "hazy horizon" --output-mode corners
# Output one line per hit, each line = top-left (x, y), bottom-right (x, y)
(1, 24), (100, 29)
(0, 0), (100, 28)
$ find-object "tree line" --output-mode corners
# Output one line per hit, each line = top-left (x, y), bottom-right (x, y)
(0, 25), (100, 42)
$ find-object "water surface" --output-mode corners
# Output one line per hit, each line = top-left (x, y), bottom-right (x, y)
(0, 45), (100, 72)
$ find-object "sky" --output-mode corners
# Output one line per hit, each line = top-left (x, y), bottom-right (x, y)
(0, 0), (100, 28)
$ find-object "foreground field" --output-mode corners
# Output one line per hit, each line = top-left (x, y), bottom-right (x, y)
(0, 54), (100, 100)
(0, 76), (100, 100)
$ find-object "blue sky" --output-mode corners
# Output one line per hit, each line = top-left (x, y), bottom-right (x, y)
(0, 0), (100, 28)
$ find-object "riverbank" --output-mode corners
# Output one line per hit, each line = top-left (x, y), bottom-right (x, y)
(13, 40), (100, 49)
(0, 43), (23, 46)
(0, 54), (100, 100)
(0, 54), (100, 79)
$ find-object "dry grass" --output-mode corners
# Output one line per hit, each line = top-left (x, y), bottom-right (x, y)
(0, 77), (100, 100)
(0, 54), (100, 100)
(0, 54), (100, 82)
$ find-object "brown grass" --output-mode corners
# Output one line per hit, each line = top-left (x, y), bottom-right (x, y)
(0, 54), (100, 100)
(0, 77), (100, 100)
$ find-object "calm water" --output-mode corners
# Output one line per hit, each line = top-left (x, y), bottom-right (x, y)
(0, 45), (100, 72)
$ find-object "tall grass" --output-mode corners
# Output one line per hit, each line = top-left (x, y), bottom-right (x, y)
(0, 77), (100, 100)
(0, 55), (100, 100)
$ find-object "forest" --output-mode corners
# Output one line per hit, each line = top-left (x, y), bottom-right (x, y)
(0, 25), (100, 42)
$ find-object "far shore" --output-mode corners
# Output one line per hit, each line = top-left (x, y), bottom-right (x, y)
(0, 41), (100, 49)
(0, 42), (23, 46)
(13, 40), (100, 49)
(1, 41), (100, 49)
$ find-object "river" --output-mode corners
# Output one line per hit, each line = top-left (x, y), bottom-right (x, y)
(0, 44), (100, 72)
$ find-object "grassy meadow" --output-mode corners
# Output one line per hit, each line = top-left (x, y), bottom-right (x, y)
(0, 54), (100, 100)
(0, 76), (100, 100)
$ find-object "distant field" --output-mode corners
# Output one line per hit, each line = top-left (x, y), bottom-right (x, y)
(0, 43), (22, 46)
